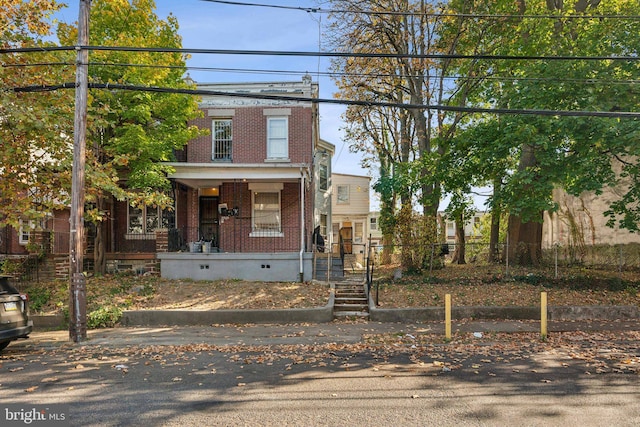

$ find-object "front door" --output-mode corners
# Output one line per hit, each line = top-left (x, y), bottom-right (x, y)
(199, 197), (219, 247)
(340, 226), (353, 254)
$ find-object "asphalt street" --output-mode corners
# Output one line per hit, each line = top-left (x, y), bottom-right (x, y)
(1, 321), (639, 426)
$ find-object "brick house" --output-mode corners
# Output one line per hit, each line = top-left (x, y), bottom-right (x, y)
(153, 78), (327, 281)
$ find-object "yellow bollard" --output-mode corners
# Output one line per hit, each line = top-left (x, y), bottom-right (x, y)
(445, 294), (452, 342)
(541, 291), (548, 340)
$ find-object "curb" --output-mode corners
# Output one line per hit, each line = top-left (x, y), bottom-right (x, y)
(30, 296), (638, 329)
(120, 291), (335, 326)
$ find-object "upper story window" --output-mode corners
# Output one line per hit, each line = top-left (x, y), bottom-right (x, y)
(337, 185), (349, 204)
(370, 217), (378, 231)
(212, 119), (232, 161)
(319, 162), (328, 191)
(267, 117), (288, 159)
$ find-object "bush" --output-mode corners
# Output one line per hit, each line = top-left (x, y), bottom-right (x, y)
(87, 305), (122, 329)
(26, 287), (51, 312)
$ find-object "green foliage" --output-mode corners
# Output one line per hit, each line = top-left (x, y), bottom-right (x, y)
(87, 305), (122, 329)
(0, 0), (73, 227)
(25, 287), (51, 313)
(55, 0), (207, 220)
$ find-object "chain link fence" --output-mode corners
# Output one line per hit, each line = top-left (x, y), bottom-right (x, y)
(366, 242), (640, 279)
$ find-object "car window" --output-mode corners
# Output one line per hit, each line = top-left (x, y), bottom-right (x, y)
(0, 278), (19, 295)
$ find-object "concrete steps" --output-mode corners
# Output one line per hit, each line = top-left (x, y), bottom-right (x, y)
(333, 280), (369, 319)
(314, 253), (344, 281)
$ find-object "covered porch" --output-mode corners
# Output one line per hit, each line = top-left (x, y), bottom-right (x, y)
(161, 162), (314, 282)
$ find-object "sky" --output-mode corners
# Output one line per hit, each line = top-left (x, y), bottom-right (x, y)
(52, 0), (370, 186)
(51, 0), (492, 212)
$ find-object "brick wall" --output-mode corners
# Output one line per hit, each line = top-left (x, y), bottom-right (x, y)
(188, 106), (314, 164)
(216, 182), (306, 252)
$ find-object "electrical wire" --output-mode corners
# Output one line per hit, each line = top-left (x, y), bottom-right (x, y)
(199, 0), (640, 19)
(4, 59), (639, 86)
(2, 45), (639, 62)
(10, 82), (640, 118)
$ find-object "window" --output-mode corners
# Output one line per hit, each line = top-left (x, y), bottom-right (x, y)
(128, 204), (173, 235)
(370, 217), (378, 231)
(354, 222), (363, 243)
(319, 162), (328, 191)
(320, 214), (327, 239)
(252, 191), (281, 235)
(18, 220), (34, 245)
(267, 117), (288, 159)
(212, 119), (232, 161)
(337, 185), (349, 204)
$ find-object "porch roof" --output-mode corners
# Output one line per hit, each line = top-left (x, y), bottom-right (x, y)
(166, 162), (309, 188)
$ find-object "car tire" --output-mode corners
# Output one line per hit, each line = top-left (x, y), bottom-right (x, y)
(0, 341), (10, 353)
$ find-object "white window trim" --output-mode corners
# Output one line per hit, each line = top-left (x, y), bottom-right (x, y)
(336, 184), (350, 204)
(18, 220), (34, 245)
(250, 184), (283, 237)
(212, 118), (233, 161)
(319, 162), (328, 192)
(266, 116), (289, 160)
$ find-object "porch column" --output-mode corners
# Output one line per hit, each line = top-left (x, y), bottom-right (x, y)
(299, 168), (306, 282)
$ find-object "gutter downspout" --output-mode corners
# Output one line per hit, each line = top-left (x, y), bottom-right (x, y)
(299, 168), (306, 282)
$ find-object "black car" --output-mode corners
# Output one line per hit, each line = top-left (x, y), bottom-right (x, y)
(0, 276), (32, 352)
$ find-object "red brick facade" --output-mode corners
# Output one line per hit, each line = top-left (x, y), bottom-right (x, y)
(187, 106), (314, 164)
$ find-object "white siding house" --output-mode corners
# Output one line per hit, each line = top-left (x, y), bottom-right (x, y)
(331, 173), (371, 260)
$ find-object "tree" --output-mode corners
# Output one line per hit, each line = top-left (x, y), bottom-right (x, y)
(327, 0), (495, 272)
(57, 0), (205, 274)
(474, 0), (640, 264)
(0, 0), (73, 229)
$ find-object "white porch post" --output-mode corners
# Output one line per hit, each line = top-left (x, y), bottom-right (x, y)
(299, 168), (306, 282)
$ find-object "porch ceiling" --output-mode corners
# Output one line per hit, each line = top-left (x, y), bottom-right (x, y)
(166, 162), (308, 188)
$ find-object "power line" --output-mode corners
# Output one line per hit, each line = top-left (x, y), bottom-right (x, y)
(3, 45), (639, 62)
(11, 82), (640, 119)
(6, 60), (639, 86)
(199, 0), (640, 19)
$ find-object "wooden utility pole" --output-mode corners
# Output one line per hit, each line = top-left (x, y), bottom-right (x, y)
(69, 0), (91, 343)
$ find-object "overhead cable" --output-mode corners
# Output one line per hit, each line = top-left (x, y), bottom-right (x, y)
(11, 82), (640, 119)
(199, 0), (640, 19)
(5, 60), (639, 86)
(2, 45), (639, 62)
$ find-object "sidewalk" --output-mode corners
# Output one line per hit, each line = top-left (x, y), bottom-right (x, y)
(16, 319), (640, 350)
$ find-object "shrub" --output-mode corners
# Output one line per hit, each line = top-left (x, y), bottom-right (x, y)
(87, 305), (122, 329)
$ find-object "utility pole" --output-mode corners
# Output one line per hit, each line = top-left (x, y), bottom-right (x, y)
(69, 0), (91, 343)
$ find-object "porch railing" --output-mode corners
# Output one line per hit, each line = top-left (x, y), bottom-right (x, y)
(171, 223), (309, 253)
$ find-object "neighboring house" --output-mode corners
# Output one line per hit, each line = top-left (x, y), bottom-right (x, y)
(543, 187), (640, 248)
(331, 173), (371, 264)
(313, 139), (334, 251)
(367, 211), (383, 247)
(441, 211), (485, 245)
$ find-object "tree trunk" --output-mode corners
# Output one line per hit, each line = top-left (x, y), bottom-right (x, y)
(94, 222), (106, 275)
(507, 143), (544, 265)
(93, 196), (107, 275)
(507, 213), (543, 265)
(452, 214), (466, 264)
(488, 177), (502, 263)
